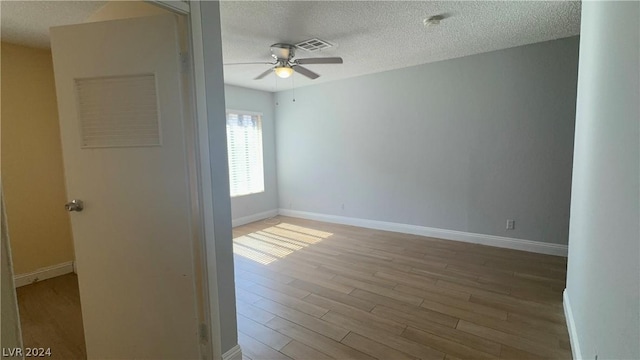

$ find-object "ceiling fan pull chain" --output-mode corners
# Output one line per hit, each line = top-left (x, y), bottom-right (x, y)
(292, 74), (296, 103)
(275, 73), (279, 106)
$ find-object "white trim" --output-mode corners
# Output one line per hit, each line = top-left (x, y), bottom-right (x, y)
(278, 209), (568, 257)
(182, 3), (216, 359)
(145, 0), (190, 14)
(14, 261), (74, 288)
(189, 2), (219, 358)
(226, 109), (264, 117)
(563, 289), (583, 360)
(1, 189), (24, 348)
(222, 345), (242, 360)
(232, 209), (279, 228)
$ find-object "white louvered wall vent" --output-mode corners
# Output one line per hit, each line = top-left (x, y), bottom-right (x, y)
(295, 38), (333, 52)
(75, 74), (161, 148)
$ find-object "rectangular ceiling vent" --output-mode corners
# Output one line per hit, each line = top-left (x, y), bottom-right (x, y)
(75, 74), (161, 149)
(295, 38), (333, 52)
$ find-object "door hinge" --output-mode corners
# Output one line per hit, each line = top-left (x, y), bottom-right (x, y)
(199, 323), (208, 343)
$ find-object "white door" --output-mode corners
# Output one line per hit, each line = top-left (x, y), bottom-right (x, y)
(50, 15), (202, 359)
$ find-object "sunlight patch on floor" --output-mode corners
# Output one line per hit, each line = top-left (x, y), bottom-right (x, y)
(275, 222), (333, 238)
(233, 223), (333, 265)
(232, 243), (280, 265)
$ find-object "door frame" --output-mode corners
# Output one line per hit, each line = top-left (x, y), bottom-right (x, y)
(2, 1), (233, 358)
(143, 1), (232, 359)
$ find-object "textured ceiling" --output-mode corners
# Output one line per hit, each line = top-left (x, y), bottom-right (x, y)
(1, 1), (106, 49)
(220, 1), (581, 92)
(1, 1), (581, 92)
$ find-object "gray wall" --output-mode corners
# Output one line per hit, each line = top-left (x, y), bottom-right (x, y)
(275, 36), (579, 245)
(225, 85), (278, 221)
(565, 2), (639, 359)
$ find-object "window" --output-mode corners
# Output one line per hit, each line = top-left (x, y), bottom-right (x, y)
(226, 110), (265, 197)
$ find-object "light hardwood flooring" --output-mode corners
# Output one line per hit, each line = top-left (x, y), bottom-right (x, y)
(13, 216), (570, 360)
(233, 216), (572, 360)
(16, 273), (86, 359)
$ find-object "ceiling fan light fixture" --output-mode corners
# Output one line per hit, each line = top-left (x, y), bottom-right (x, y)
(274, 66), (294, 78)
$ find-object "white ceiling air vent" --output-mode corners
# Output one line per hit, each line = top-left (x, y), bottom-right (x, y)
(295, 38), (333, 53)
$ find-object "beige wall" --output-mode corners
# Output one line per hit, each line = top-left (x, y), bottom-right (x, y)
(1, 42), (75, 275)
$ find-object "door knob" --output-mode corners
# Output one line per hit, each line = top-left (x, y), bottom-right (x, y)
(65, 199), (84, 212)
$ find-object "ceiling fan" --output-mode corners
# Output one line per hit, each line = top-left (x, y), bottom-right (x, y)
(225, 43), (343, 80)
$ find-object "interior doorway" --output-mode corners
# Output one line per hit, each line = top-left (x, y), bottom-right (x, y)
(1, 13), (89, 358)
(1, 1), (209, 358)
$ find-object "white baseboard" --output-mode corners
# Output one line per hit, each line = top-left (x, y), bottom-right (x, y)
(222, 344), (242, 360)
(278, 209), (568, 257)
(14, 261), (74, 287)
(564, 289), (583, 360)
(232, 209), (279, 228)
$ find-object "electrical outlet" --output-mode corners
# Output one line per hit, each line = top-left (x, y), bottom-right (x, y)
(506, 219), (515, 230)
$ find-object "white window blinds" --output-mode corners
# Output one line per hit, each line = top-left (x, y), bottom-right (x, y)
(226, 111), (265, 197)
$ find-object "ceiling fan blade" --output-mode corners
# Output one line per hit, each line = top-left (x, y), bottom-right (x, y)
(254, 68), (274, 80)
(224, 61), (274, 66)
(292, 65), (320, 80)
(295, 57), (343, 65)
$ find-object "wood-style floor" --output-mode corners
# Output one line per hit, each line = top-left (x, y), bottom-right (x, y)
(14, 216), (570, 360)
(233, 216), (571, 360)
(16, 273), (86, 359)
